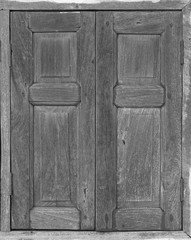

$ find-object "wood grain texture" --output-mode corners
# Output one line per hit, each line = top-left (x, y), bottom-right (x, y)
(30, 207), (80, 229)
(11, 11), (32, 229)
(117, 109), (160, 208)
(114, 85), (165, 107)
(183, 3), (191, 237)
(38, 35), (70, 77)
(114, 208), (164, 230)
(96, 11), (116, 231)
(29, 83), (81, 104)
(11, 11), (95, 230)
(76, 12), (95, 230)
(0, 231), (189, 240)
(160, 12), (182, 230)
(34, 32), (77, 83)
(114, 12), (168, 34)
(29, 12), (80, 32)
(34, 106), (77, 207)
(118, 35), (160, 81)
(0, 10), (10, 232)
(0, 1), (189, 10)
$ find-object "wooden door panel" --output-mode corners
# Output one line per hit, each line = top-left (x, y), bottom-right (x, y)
(34, 106), (77, 206)
(96, 11), (182, 231)
(118, 35), (160, 80)
(117, 109), (160, 208)
(34, 33), (77, 83)
(11, 11), (95, 230)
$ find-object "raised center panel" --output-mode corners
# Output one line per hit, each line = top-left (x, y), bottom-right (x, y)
(35, 33), (77, 82)
(118, 35), (160, 83)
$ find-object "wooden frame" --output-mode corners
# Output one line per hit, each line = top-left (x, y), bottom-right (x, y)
(1, 0), (191, 239)
(0, 0), (190, 10)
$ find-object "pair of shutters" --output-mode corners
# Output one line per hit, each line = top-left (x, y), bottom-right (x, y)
(11, 11), (182, 231)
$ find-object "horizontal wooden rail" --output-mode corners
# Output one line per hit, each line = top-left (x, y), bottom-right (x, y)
(30, 207), (80, 229)
(114, 85), (165, 108)
(29, 12), (81, 32)
(29, 83), (81, 105)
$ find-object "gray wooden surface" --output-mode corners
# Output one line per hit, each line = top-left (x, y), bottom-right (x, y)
(0, 231), (189, 240)
(10, 11), (96, 230)
(0, 9), (10, 232)
(183, 1), (191, 237)
(0, 0), (190, 10)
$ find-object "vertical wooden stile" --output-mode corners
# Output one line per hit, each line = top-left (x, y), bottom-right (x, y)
(0, 10), (10, 232)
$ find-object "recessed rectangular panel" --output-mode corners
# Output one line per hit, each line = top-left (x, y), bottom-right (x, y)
(118, 35), (160, 84)
(34, 33), (77, 82)
(41, 37), (70, 77)
(117, 108), (160, 208)
(34, 106), (77, 206)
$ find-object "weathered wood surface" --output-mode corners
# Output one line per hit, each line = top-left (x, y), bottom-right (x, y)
(117, 109), (160, 208)
(96, 11), (116, 231)
(77, 12), (95, 230)
(96, 11), (182, 231)
(29, 83), (81, 104)
(114, 208), (164, 230)
(33, 106), (78, 208)
(0, 0), (190, 10)
(114, 11), (167, 34)
(30, 207), (80, 229)
(29, 12), (80, 32)
(160, 12), (182, 230)
(11, 11), (32, 229)
(34, 32), (77, 83)
(0, 231), (189, 240)
(0, 10), (10, 232)
(10, 11), (95, 230)
(183, 2), (191, 237)
(117, 34), (160, 80)
(114, 85), (164, 107)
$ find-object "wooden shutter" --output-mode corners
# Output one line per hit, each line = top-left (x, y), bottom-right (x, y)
(11, 11), (95, 230)
(96, 11), (182, 231)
